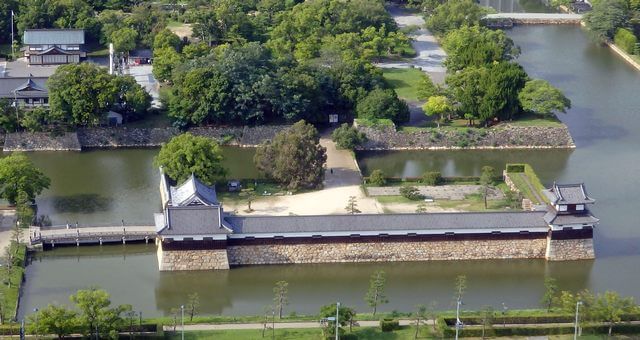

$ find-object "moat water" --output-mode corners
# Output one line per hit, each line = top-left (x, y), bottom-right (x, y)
(19, 25), (640, 317)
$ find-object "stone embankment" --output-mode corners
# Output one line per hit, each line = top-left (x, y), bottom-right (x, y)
(357, 123), (575, 150)
(2, 125), (291, 151)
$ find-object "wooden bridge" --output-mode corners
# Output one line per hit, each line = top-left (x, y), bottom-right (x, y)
(30, 225), (157, 249)
(484, 13), (583, 27)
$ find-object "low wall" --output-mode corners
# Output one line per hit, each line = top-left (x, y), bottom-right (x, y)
(606, 41), (640, 72)
(357, 124), (575, 150)
(3, 132), (81, 151)
(226, 238), (548, 265)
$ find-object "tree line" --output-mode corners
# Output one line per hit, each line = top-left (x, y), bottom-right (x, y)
(405, 0), (573, 127)
(584, 0), (640, 55)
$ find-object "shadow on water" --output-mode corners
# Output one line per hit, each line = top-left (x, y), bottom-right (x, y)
(48, 194), (114, 214)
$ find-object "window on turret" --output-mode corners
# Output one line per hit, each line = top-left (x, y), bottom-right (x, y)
(558, 205), (567, 212)
(576, 204), (585, 211)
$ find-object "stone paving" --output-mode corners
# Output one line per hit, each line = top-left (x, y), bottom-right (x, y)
(367, 185), (504, 200)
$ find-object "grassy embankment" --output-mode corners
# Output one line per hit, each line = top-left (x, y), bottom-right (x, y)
(164, 326), (433, 339)
(505, 164), (549, 205)
(0, 242), (27, 323)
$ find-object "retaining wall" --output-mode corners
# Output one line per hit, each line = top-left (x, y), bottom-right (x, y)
(157, 240), (229, 271)
(545, 238), (595, 261)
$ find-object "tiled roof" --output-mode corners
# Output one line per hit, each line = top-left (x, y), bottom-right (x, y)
(0, 77), (48, 98)
(224, 211), (549, 234)
(169, 174), (218, 207)
(159, 206), (231, 236)
(544, 183), (595, 205)
(24, 29), (85, 45)
(544, 211), (599, 225)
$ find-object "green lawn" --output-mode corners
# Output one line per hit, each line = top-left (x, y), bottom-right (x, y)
(506, 112), (564, 127)
(0, 242), (27, 322)
(381, 68), (426, 101)
(164, 325), (433, 340)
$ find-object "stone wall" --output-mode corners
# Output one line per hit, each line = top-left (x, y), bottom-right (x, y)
(157, 241), (229, 271)
(3, 132), (81, 151)
(545, 238), (595, 261)
(357, 124), (575, 150)
(227, 238), (548, 265)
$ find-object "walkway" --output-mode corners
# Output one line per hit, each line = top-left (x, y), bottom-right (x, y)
(30, 225), (156, 247)
(164, 319), (418, 331)
(378, 5), (447, 84)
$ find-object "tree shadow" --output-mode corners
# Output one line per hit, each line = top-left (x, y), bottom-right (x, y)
(50, 194), (113, 213)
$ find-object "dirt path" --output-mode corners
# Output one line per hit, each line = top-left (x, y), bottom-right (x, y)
(378, 4), (447, 84)
(518, 173), (544, 204)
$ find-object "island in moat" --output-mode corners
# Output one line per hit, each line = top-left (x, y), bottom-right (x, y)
(154, 169), (598, 271)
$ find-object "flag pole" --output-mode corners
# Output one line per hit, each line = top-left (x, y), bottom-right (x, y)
(11, 10), (15, 58)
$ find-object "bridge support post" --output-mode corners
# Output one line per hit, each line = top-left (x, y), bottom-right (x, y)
(76, 238), (79, 247)
(145, 236), (149, 244)
(51, 240), (54, 248)
(99, 237), (103, 245)
(122, 236), (126, 245)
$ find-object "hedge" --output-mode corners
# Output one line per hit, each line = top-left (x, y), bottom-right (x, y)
(505, 163), (525, 173)
(442, 323), (640, 337)
(615, 28), (638, 54)
(380, 318), (400, 332)
(0, 323), (162, 336)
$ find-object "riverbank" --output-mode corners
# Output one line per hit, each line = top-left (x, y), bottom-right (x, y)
(606, 41), (640, 72)
(356, 123), (575, 150)
(2, 125), (291, 151)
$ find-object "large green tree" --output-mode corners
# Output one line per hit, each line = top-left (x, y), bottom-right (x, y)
(111, 27), (138, 54)
(518, 79), (571, 117)
(153, 28), (182, 52)
(70, 288), (131, 339)
(584, 0), (630, 40)
(442, 26), (520, 72)
(356, 88), (410, 123)
(48, 63), (149, 126)
(28, 304), (78, 339)
(425, 0), (487, 36)
(364, 270), (389, 315)
(154, 133), (227, 186)
(0, 153), (50, 205)
(254, 120), (327, 190)
(423, 95), (451, 128)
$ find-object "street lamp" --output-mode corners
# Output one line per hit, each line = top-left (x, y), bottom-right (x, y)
(180, 305), (185, 340)
(335, 302), (340, 340)
(574, 301), (583, 340)
(455, 299), (462, 340)
(502, 302), (508, 327)
(33, 307), (39, 340)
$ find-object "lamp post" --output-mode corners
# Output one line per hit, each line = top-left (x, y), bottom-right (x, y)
(574, 301), (583, 340)
(335, 302), (340, 340)
(455, 299), (462, 340)
(33, 308), (39, 340)
(502, 302), (508, 327)
(180, 305), (184, 340)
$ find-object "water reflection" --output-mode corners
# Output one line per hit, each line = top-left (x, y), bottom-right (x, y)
(48, 194), (114, 214)
(478, 0), (554, 12)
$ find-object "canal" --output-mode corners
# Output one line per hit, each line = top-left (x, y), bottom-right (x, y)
(19, 25), (640, 317)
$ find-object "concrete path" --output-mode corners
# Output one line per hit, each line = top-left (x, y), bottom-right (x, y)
(0, 209), (17, 254)
(320, 135), (362, 189)
(164, 319), (419, 331)
(378, 5), (447, 84)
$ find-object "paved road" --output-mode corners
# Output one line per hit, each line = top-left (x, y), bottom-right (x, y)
(378, 4), (447, 84)
(164, 319), (419, 331)
(320, 131), (363, 189)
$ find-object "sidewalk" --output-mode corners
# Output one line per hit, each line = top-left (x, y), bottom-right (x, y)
(163, 319), (419, 331)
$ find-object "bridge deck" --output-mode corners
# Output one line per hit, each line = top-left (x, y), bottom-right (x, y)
(485, 13), (583, 21)
(30, 225), (157, 248)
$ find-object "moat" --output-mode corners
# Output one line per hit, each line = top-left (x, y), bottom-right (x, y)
(18, 25), (640, 317)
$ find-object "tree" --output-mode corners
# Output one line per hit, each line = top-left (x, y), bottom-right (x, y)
(594, 291), (636, 336)
(0, 153), (50, 205)
(48, 63), (116, 126)
(480, 166), (496, 209)
(345, 196), (361, 214)
(365, 270), (389, 315)
(153, 28), (182, 52)
(242, 189), (256, 212)
(445, 66), (487, 126)
(480, 306), (494, 339)
(541, 277), (559, 312)
(273, 281), (289, 319)
(111, 27), (138, 54)
(442, 26), (520, 72)
(28, 304), (78, 339)
(3, 246), (14, 288)
(356, 89), (410, 123)
(331, 124), (367, 150)
(254, 121), (327, 190)
(584, 0), (630, 41)
(425, 0), (487, 36)
(320, 303), (356, 337)
(413, 305), (427, 339)
(368, 169), (387, 186)
(400, 186), (424, 200)
(423, 95), (451, 128)
(111, 75), (152, 122)
(478, 62), (528, 122)
(187, 293), (200, 321)
(454, 275), (467, 303)
(614, 27), (638, 53)
(154, 133), (228, 186)
(417, 73), (439, 101)
(70, 288), (129, 338)
(422, 171), (442, 186)
(518, 79), (571, 117)
(153, 47), (182, 82)
(416, 203), (428, 213)
(19, 107), (49, 132)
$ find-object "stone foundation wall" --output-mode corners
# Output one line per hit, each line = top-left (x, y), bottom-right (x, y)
(3, 132), (81, 151)
(545, 238), (595, 261)
(157, 241), (229, 271)
(227, 238), (548, 265)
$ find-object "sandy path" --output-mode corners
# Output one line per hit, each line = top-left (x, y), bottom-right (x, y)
(378, 5), (447, 84)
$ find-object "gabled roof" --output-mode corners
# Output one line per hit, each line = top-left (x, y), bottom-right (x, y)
(30, 46), (77, 56)
(169, 174), (218, 207)
(14, 78), (46, 92)
(24, 29), (85, 45)
(544, 183), (595, 205)
(544, 210), (599, 225)
(157, 205), (233, 236)
(0, 77), (48, 98)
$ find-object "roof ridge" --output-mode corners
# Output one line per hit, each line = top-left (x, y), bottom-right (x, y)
(226, 211), (546, 219)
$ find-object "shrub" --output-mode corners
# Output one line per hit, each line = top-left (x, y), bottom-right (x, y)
(369, 169), (387, 186)
(380, 318), (400, 332)
(331, 123), (367, 149)
(400, 186), (424, 200)
(422, 171), (443, 185)
(356, 89), (410, 123)
(506, 164), (525, 173)
(614, 28), (638, 54)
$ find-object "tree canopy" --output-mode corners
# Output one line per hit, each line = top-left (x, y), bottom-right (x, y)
(0, 153), (50, 205)
(518, 79), (571, 116)
(254, 120), (327, 190)
(584, 0), (630, 40)
(154, 133), (227, 186)
(442, 26), (520, 72)
(425, 0), (487, 36)
(356, 88), (410, 123)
